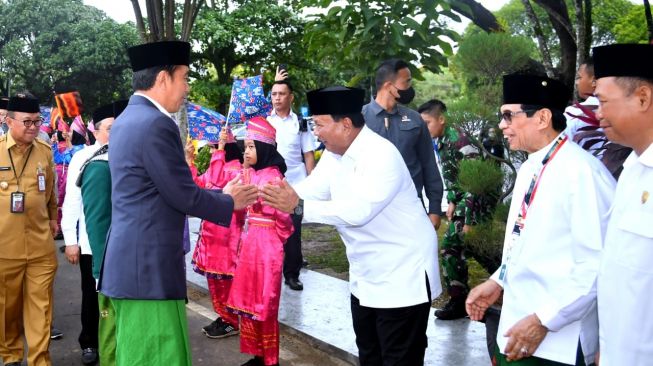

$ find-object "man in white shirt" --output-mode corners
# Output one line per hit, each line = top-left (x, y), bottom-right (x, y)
(466, 74), (615, 366)
(593, 43), (653, 366)
(61, 102), (115, 365)
(261, 86), (440, 365)
(267, 78), (316, 291)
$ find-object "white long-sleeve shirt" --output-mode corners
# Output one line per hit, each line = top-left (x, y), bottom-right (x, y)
(598, 144), (653, 366)
(490, 135), (615, 365)
(61, 142), (101, 254)
(294, 126), (441, 308)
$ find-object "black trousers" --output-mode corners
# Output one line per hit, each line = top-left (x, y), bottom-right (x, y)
(283, 213), (303, 280)
(78, 254), (99, 349)
(350, 294), (431, 366)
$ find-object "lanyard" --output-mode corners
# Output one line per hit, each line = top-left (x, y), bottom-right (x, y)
(516, 135), (567, 229)
(499, 135), (567, 281)
(8, 145), (34, 191)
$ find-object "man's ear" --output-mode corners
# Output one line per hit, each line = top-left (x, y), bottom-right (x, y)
(341, 116), (354, 132)
(635, 84), (653, 111)
(155, 69), (170, 88)
(537, 108), (553, 131)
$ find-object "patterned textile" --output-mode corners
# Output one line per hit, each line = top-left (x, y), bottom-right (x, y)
(227, 75), (272, 124)
(240, 316), (280, 366)
(207, 279), (239, 327)
(187, 102), (226, 142)
(54, 91), (84, 118)
(246, 116), (276, 145)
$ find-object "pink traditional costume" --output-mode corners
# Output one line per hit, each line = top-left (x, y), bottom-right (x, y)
(189, 128), (244, 331)
(226, 117), (293, 366)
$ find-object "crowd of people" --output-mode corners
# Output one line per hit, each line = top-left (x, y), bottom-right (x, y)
(0, 38), (651, 366)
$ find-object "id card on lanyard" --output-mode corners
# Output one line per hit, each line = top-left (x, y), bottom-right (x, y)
(7, 145), (34, 214)
(498, 136), (567, 281)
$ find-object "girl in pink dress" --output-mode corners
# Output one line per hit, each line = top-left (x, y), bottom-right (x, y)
(227, 117), (293, 366)
(187, 127), (244, 338)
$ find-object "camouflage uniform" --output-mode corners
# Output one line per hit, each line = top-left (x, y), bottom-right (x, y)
(439, 126), (497, 299)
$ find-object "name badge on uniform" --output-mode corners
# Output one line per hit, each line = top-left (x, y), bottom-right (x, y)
(11, 192), (25, 213)
(37, 165), (46, 192)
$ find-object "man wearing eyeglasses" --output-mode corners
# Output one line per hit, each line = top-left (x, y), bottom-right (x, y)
(466, 74), (615, 366)
(0, 93), (58, 366)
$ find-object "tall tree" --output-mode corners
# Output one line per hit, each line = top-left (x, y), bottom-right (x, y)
(0, 0), (138, 109)
(131, 0), (204, 42)
(645, 0), (653, 43)
(521, 0), (555, 77)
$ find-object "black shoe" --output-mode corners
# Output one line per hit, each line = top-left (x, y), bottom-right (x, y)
(202, 317), (221, 333)
(81, 348), (98, 365)
(203, 320), (239, 339)
(240, 357), (264, 366)
(50, 327), (63, 340)
(434, 297), (468, 320)
(284, 277), (303, 291)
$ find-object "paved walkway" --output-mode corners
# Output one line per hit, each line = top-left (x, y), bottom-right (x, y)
(187, 218), (491, 365)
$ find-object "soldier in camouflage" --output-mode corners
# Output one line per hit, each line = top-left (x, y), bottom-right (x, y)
(419, 100), (497, 320)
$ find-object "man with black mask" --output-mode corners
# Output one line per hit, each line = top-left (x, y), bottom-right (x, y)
(362, 59), (444, 230)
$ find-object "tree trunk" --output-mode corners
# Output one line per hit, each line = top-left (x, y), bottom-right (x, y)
(130, 0), (148, 43)
(533, 0), (577, 88)
(164, 0), (175, 41)
(451, 0), (503, 32)
(521, 0), (555, 78)
(645, 0), (653, 44)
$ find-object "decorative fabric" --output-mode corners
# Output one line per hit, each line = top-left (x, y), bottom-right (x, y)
(240, 316), (280, 366)
(226, 166), (294, 321)
(187, 102), (226, 142)
(246, 116), (276, 145)
(54, 91), (84, 118)
(227, 75), (272, 124)
(207, 278), (239, 327)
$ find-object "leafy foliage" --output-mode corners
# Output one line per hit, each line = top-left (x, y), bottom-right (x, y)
(194, 145), (212, 174)
(457, 159), (504, 196)
(0, 0), (138, 111)
(299, 0), (461, 86)
(464, 203), (509, 274)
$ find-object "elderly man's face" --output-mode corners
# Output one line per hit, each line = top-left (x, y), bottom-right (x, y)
(7, 111), (41, 145)
(498, 104), (540, 153)
(595, 77), (643, 147)
(94, 118), (114, 145)
(160, 65), (189, 113)
(312, 114), (350, 155)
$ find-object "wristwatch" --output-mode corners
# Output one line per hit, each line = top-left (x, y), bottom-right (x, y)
(293, 198), (304, 216)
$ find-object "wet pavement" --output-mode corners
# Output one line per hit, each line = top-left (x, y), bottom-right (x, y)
(186, 218), (492, 366)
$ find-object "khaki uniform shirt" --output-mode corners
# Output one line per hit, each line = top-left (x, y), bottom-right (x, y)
(0, 133), (57, 259)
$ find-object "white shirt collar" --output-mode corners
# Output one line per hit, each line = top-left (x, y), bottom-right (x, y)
(527, 132), (566, 163)
(134, 92), (173, 118)
(624, 142), (653, 168)
(270, 108), (296, 121)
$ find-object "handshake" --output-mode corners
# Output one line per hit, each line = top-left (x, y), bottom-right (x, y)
(222, 174), (299, 214)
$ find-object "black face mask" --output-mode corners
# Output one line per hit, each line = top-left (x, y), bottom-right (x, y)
(394, 85), (415, 105)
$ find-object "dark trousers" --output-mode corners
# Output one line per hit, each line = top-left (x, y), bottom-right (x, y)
(283, 213), (303, 280)
(79, 254), (99, 349)
(350, 294), (431, 366)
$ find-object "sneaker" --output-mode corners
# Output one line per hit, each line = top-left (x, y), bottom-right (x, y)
(434, 297), (468, 320)
(50, 327), (64, 340)
(81, 348), (98, 365)
(202, 317), (221, 333)
(203, 320), (239, 339)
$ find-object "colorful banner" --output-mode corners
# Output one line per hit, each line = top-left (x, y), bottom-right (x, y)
(187, 102), (226, 142)
(226, 75), (272, 124)
(54, 91), (84, 118)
